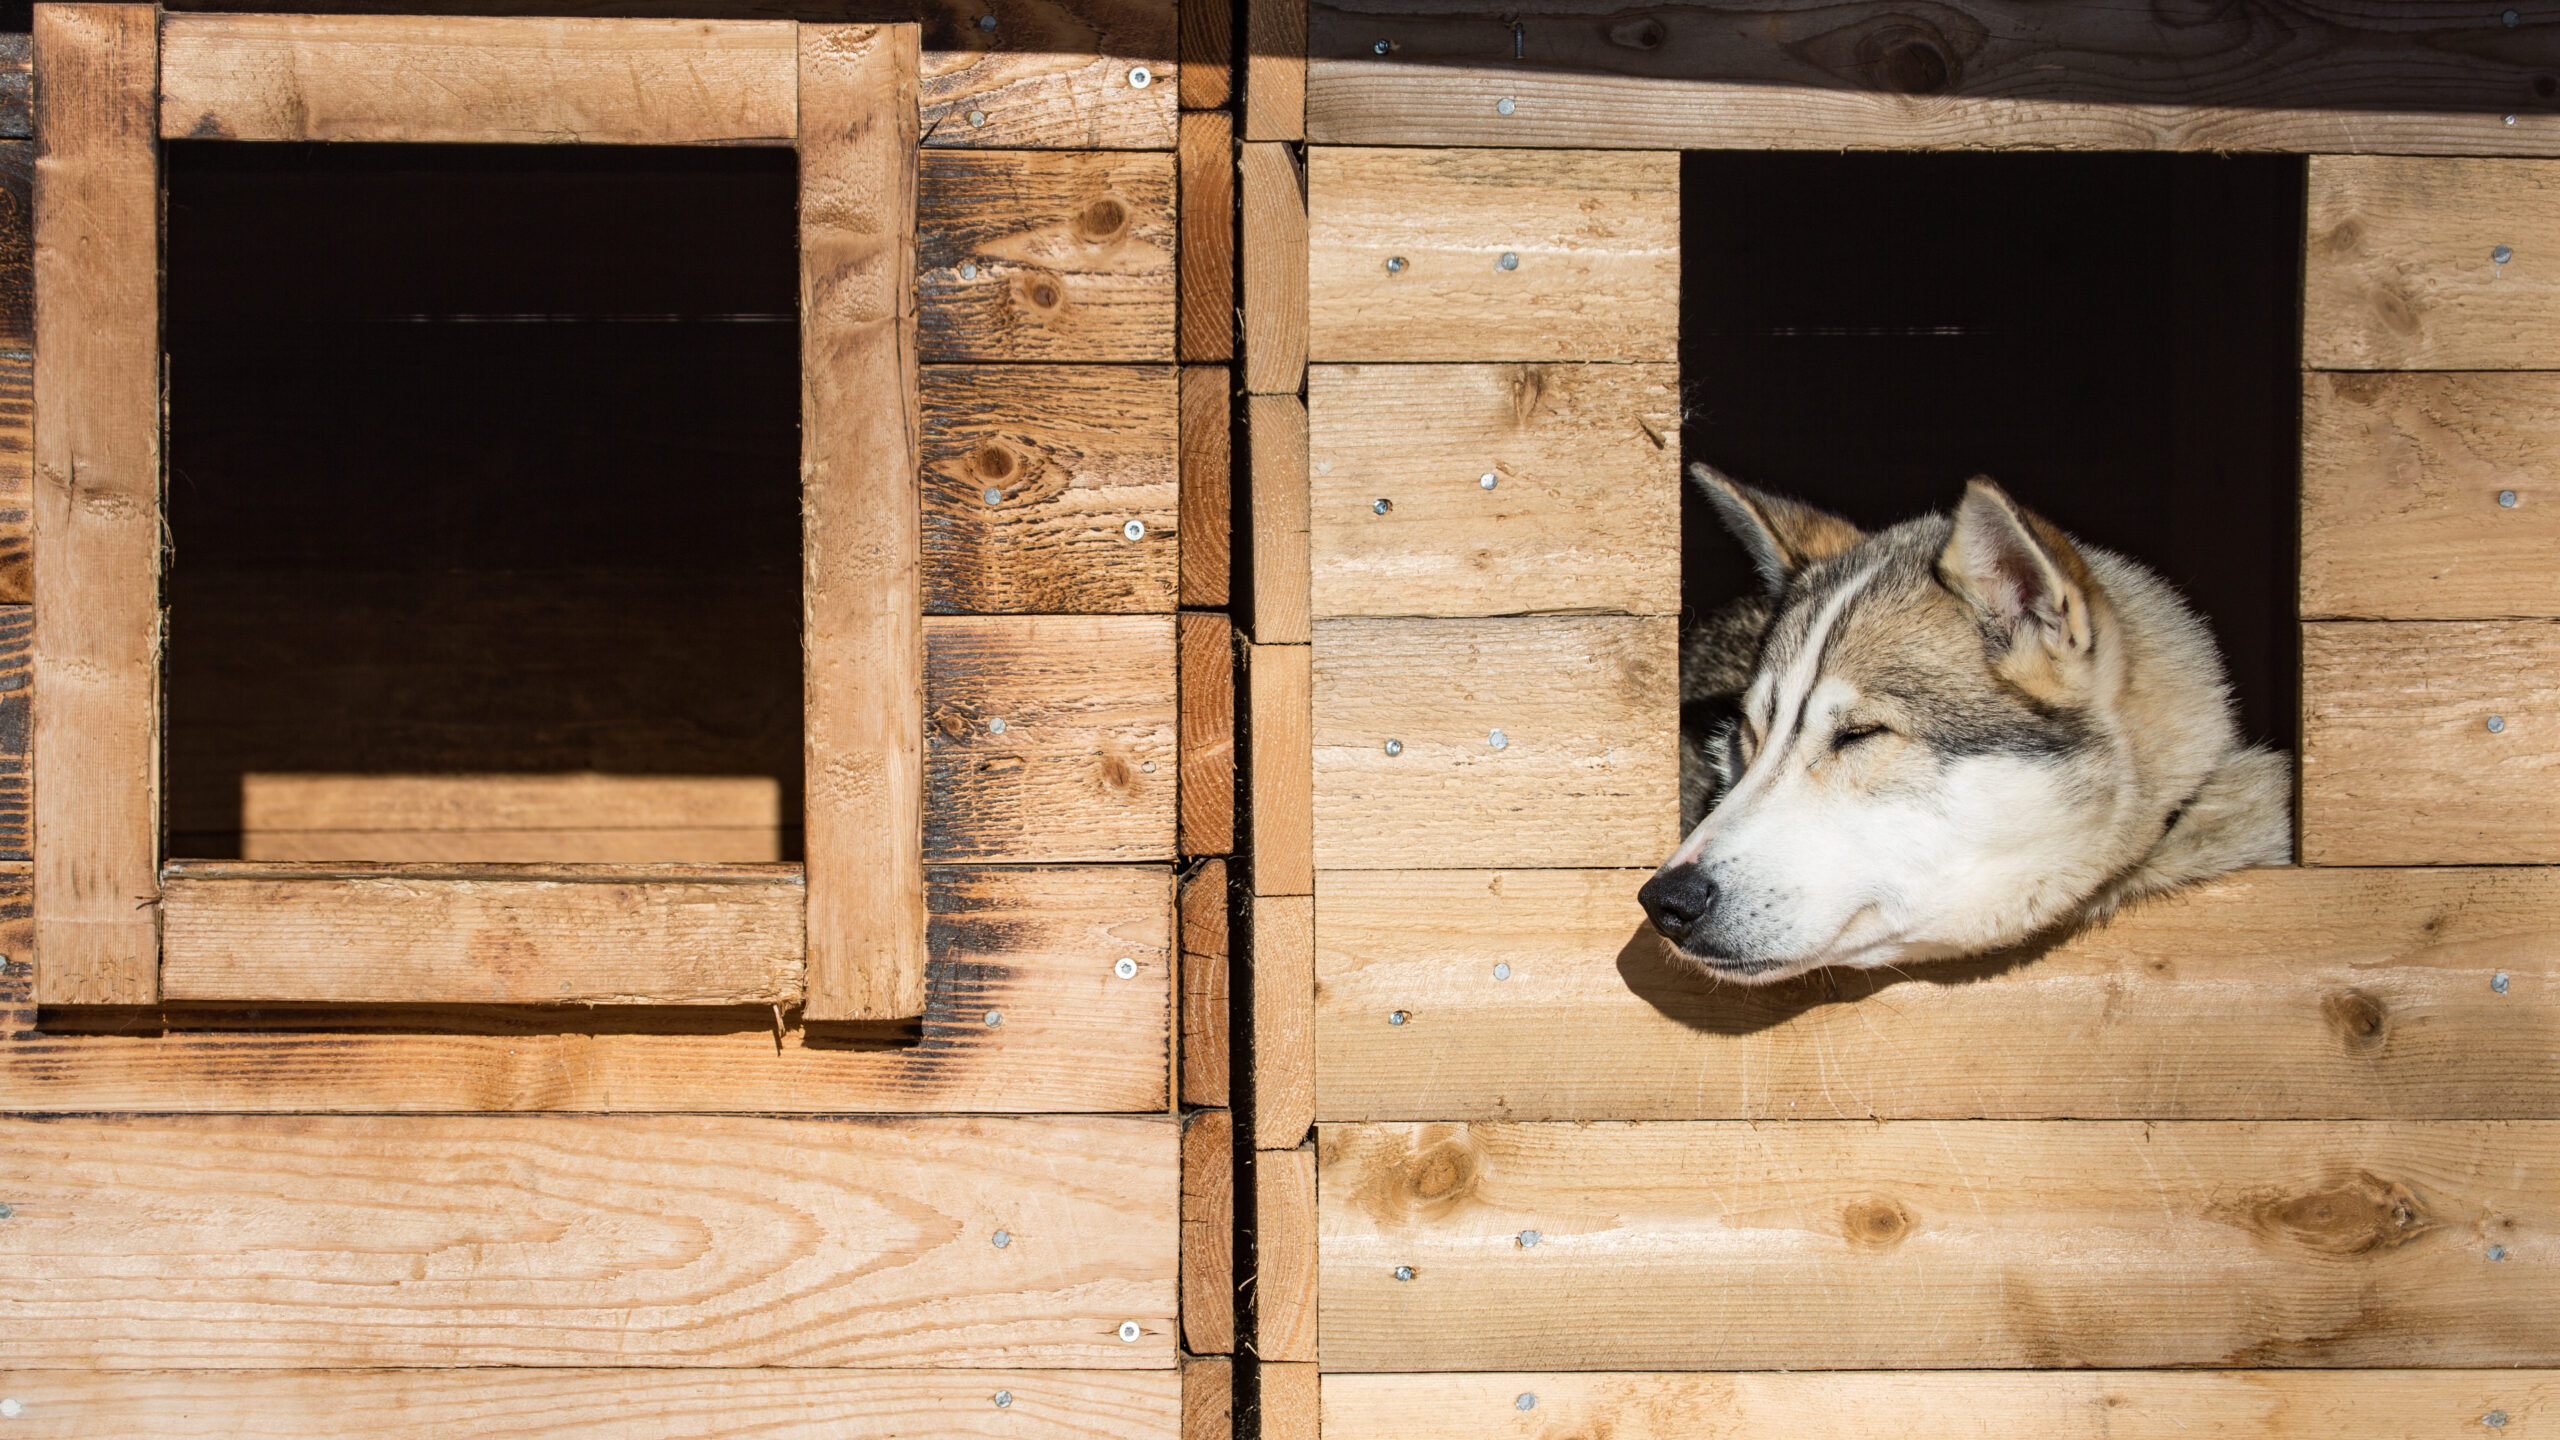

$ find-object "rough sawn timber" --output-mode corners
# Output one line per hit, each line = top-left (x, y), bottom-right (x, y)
(1247, 643), (1313, 896)
(2305, 156), (2560, 371)
(1177, 856), (1230, 1105)
(1180, 1106), (1235, 1354)
(918, 149), (1175, 363)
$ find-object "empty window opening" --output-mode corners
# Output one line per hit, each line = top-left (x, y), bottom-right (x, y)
(164, 143), (803, 862)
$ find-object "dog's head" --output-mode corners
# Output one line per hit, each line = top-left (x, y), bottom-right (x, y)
(1641, 468), (2153, 983)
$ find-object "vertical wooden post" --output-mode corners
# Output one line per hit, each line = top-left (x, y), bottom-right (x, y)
(799, 22), (926, 1021)
(32, 3), (161, 1005)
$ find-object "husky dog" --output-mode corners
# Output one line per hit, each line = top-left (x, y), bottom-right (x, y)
(1641, 465), (2292, 984)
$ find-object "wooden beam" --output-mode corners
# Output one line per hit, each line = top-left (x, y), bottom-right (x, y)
(1179, 857), (1232, 1107)
(1314, 865), (2560, 1122)
(2307, 156), (2560, 371)
(1253, 1140), (1316, 1362)
(1178, 110), (1236, 363)
(1250, 892), (1313, 1149)
(0, 34), (25, 140)
(1243, 0), (1306, 141)
(1247, 393), (1309, 643)
(1182, 1107), (1236, 1355)
(0, 350), (27, 604)
(1179, 365), (1234, 608)
(236, 773), (784, 864)
(0, 138), (28, 350)
(918, 10), (1176, 151)
(1321, 1119), (2560, 1371)
(158, 15), (800, 144)
(1246, 644), (1312, 895)
(1256, 1361), (1318, 1440)
(1180, 613), (1237, 857)
(918, 150), (1175, 364)
(1179, 0), (1233, 110)
(0, 609), (23, 862)
(31, 2), (160, 1006)
(1239, 142), (1306, 394)
(1183, 1355), (1235, 1440)
(802, 24), (925, 1022)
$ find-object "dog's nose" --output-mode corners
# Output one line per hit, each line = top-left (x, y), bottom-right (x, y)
(1638, 868), (1718, 943)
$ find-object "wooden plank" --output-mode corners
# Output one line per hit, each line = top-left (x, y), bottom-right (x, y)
(2303, 621), (2560, 865)
(1312, 617), (1677, 869)
(920, 8), (1175, 151)
(1253, 1141), (1317, 1363)
(918, 150), (1176, 364)
(1308, 148), (1677, 364)
(1247, 644), (1313, 895)
(31, 3), (159, 1006)
(2306, 156), (2560, 371)
(0, 1369), (1181, 1439)
(1323, 1372), (2560, 1440)
(0, 34), (27, 140)
(923, 364), (1179, 615)
(1179, 365), (1233, 607)
(1180, 613), (1238, 857)
(0, 864), (1175, 1114)
(1321, 1119), (2560, 1371)
(1183, 1356), (1234, 1440)
(158, 15), (799, 144)
(1256, 1361), (1317, 1440)
(1179, 0), (1233, 110)
(1182, 1107), (1236, 1355)
(1179, 111), (1236, 364)
(2302, 371), (2560, 620)
(0, 1112), (1175, 1368)
(1250, 893), (1313, 1149)
(1240, 142), (1307, 394)
(0, 138), (28, 350)
(802, 24), (926, 1022)
(0, 608), (23, 862)
(238, 773), (783, 863)
(1307, 363), (1680, 618)
(925, 615), (1179, 863)
(1249, 393), (1310, 643)
(1179, 857), (1232, 1107)
(1243, 0), (1305, 141)
(1315, 866), (2560, 1122)
(0, 351), (26, 604)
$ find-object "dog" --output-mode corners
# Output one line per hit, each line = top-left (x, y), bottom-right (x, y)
(1640, 465), (2293, 984)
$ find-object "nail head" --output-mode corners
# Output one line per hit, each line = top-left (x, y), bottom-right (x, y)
(1498, 251), (1520, 271)
(1123, 519), (1147, 541)
(0, 1203), (12, 1220)
(1495, 96), (1516, 115)
(1493, 962), (1512, 980)
(1516, 1393), (1537, 1411)
(982, 486), (1003, 504)
(984, 1010), (1005, 1028)
(1388, 1009), (1409, 1025)
(1114, 957), (1139, 979)
(977, 12), (997, 28)
(2495, 243), (2516, 264)
(2486, 1412), (2510, 1429)
(1393, 1265), (1415, 1280)
(2495, 971), (2512, 993)
(1480, 472), (1499, 489)
(2510, 113), (2523, 124)
(2503, 7), (2520, 23)
(1373, 497), (1393, 514)
(1386, 255), (1408, 274)
(2488, 715), (2508, 733)
(0, 1400), (18, 1420)
(992, 1229), (1012, 1248)
(1373, 38), (1391, 53)
(967, 109), (987, 127)
(2491, 1244), (2510, 1260)
(2500, 489), (2520, 507)
(960, 261), (980, 280)
(988, 716), (1007, 734)
(993, 1390), (1013, 1408)
(1383, 738), (1404, 756)
(1128, 65), (1153, 88)
(1117, 1320), (1142, 1343)
(1517, 1229), (1541, 1247)
(1488, 728), (1509, 750)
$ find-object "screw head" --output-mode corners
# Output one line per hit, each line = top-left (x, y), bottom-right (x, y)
(1372, 497), (1393, 514)
(0, 1203), (12, 1220)
(2495, 971), (2512, 993)
(1517, 1229), (1541, 1248)
(1488, 728), (1509, 750)
(1129, 65), (1153, 88)
(1480, 472), (1499, 489)
(2510, 113), (2523, 125)
(1388, 1009), (1409, 1025)
(1498, 252), (1520, 271)
(978, 12), (997, 28)
(2504, 7), (2520, 24)
(1516, 1393), (1537, 1411)
(1386, 255), (1408, 274)
(993, 1390), (1014, 1408)
(1383, 738), (1404, 756)
(2495, 243), (2516, 264)
(0, 1399), (18, 1420)
(2486, 1412), (2510, 1429)
(982, 486), (1003, 505)
(1496, 96), (1516, 115)
(2490, 1244), (2511, 1260)
(2488, 715), (2508, 733)
(1114, 957), (1139, 979)
(1392, 1265), (1415, 1281)
(1117, 1320), (1142, 1343)
(2500, 489), (2520, 507)
(1373, 38), (1391, 53)
(967, 109), (988, 127)
(989, 716), (1008, 734)
(984, 1010), (1005, 1028)
(1124, 518), (1147, 541)
(1493, 962), (1512, 980)
(992, 1229), (1012, 1248)
(960, 261), (980, 280)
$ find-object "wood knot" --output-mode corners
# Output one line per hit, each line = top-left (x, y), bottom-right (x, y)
(1841, 1196), (1912, 1250)
(970, 443), (1020, 483)
(1605, 16), (1665, 49)
(2320, 219), (2364, 257)
(2322, 989), (2389, 1051)
(1856, 24), (1957, 94)
(1076, 196), (1130, 242)
(1096, 751), (1134, 791)
(1013, 270), (1067, 316)
(2243, 1172), (2438, 1257)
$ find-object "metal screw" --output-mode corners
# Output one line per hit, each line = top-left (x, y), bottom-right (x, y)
(1392, 1265), (1415, 1281)
(1488, 728), (1509, 750)
(2495, 244), (2515, 264)
(2490, 1244), (2510, 1261)
(978, 12), (997, 28)
(2488, 715), (2508, 733)
(1117, 1320), (1142, 1343)
(1516, 1393), (1537, 1412)
(992, 1229), (1012, 1248)
(960, 261), (980, 280)
(1493, 963), (1511, 980)
(1480, 472), (1499, 489)
(968, 109), (988, 127)
(989, 716), (1008, 734)
(982, 486), (1003, 504)
(0, 1203), (12, 1220)
(2495, 971), (2512, 993)
(1498, 252), (1520, 271)
(2500, 490), (2520, 507)
(2510, 114), (2523, 125)
(1114, 957), (1139, 979)
(1388, 1010), (1409, 1025)
(2486, 1412), (2510, 1429)
(1383, 738), (1404, 756)
(0, 1400), (18, 1420)
(1123, 519), (1147, 541)
(1373, 38), (1391, 53)
(993, 1390), (1013, 1408)
(1141, 760), (1157, 773)
(984, 1010), (1005, 1028)
(1128, 65), (1153, 88)
(1517, 1229), (1541, 1247)
(1386, 256), (1408, 274)
(2504, 8), (2520, 24)
(1496, 96), (1516, 115)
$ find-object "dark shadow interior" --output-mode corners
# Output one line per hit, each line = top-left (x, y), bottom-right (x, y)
(163, 143), (803, 858)
(1680, 150), (2305, 751)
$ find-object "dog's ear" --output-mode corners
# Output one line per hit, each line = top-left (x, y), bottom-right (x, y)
(1937, 477), (2096, 660)
(1690, 464), (1865, 597)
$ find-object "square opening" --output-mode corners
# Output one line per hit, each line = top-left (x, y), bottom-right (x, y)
(1679, 151), (2304, 754)
(163, 143), (803, 863)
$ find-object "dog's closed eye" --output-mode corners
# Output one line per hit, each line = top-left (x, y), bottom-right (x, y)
(1832, 723), (1890, 751)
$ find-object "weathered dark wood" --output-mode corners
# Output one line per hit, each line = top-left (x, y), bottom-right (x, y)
(1178, 856), (1230, 1107)
(919, 150), (1176, 363)
(0, 36), (26, 141)
(1179, 612), (1236, 858)
(0, 607), (25, 862)
(923, 364), (1179, 615)
(1178, 0), (1231, 109)
(0, 140), (28, 350)
(1179, 365), (1232, 608)
(1181, 1106), (1236, 1354)
(0, 352), (26, 604)
(1178, 109), (1234, 363)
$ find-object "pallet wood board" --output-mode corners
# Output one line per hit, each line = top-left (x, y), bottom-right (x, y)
(1320, 1119), (2560, 1371)
(1181, 1107), (1235, 1355)
(1307, 148), (1677, 364)
(1251, 893), (1314, 1149)
(1307, 363), (1680, 618)
(1254, 1141), (1317, 1363)
(1240, 142), (1308, 395)
(918, 150), (1176, 363)
(1243, 0), (1305, 140)
(922, 364), (1179, 615)
(1256, 1360), (1317, 1440)
(0, 1112), (1176, 1368)
(1178, 111), (1235, 364)
(2301, 371), (2560, 620)
(0, 608), (23, 861)
(0, 865), (1175, 1114)
(2302, 620), (2560, 865)
(918, 17), (1174, 151)
(236, 773), (783, 863)
(1247, 644), (1313, 896)
(1178, 0), (1231, 109)
(1314, 866), (2560, 1121)
(0, 138), (27, 351)
(2306, 156), (2560, 371)
(0, 350), (27, 604)
(1179, 365), (1232, 607)
(1182, 1356), (1232, 1440)
(1312, 617), (1677, 869)
(1249, 393), (1310, 643)
(1178, 857), (1230, 1106)
(158, 15), (801, 144)
(1179, 612), (1237, 857)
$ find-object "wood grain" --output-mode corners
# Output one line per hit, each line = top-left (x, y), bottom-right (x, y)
(0, 351), (27, 603)
(1179, 111), (1236, 364)
(1183, 1356), (1233, 1440)
(0, 1112), (1175, 1368)
(1256, 1361), (1317, 1440)
(0, 865), (1175, 1114)
(1180, 612), (1237, 857)
(1250, 892), (1314, 1149)
(1253, 1141), (1317, 1363)
(0, 139), (28, 351)
(919, 150), (1175, 363)
(2306, 156), (2560, 371)
(2301, 371), (2560, 620)
(238, 773), (783, 863)
(1249, 393), (1310, 643)
(1323, 1371), (2560, 1440)
(1244, 0), (1306, 140)
(1179, 858), (1232, 1106)
(1179, 0), (1233, 109)
(1179, 365), (1233, 607)
(802, 24), (926, 1021)
(1315, 865), (2560, 1122)
(924, 615), (1178, 863)
(1247, 644), (1313, 896)
(159, 15), (799, 144)
(1321, 1119), (2560, 1371)
(0, 35), (26, 141)
(0, 608), (23, 862)
(923, 364), (1179, 615)
(1308, 363), (1681, 618)
(1312, 617), (1678, 869)
(0, 1369), (1181, 1439)
(919, 11), (1174, 151)
(1239, 142), (1307, 394)
(2303, 620), (2560, 865)
(1182, 1107), (1236, 1355)
(1308, 148), (1677, 364)
(32, 4), (160, 1006)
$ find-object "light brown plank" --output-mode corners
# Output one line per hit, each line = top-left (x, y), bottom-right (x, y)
(1323, 1372), (2560, 1440)
(2307, 156), (2560, 371)
(1316, 866), (2560, 1122)
(1179, 0), (1233, 110)
(1244, 0), (1306, 141)
(31, 3), (158, 1006)
(1308, 363), (1681, 618)
(1308, 148), (1677, 364)
(918, 150), (1176, 364)
(1181, 612), (1238, 857)
(0, 1369), (1183, 1439)
(159, 15), (798, 144)
(1179, 111), (1236, 364)
(920, 21), (1174, 151)
(238, 773), (783, 864)
(1240, 142), (1308, 395)
(1179, 857), (1232, 1107)
(2303, 620), (2560, 865)
(1182, 1107), (1236, 1355)
(1312, 617), (1677, 869)
(1183, 1356), (1233, 1440)
(1257, 1361), (1318, 1440)
(0, 608), (24, 861)
(1253, 1141), (1317, 1363)
(0, 864), (1174, 1114)
(923, 364), (1179, 615)
(1179, 365), (1234, 607)
(1251, 893), (1314, 1149)
(2302, 371), (2560, 621)
(1249, 393), (1311, 643)
(925, 614), (1179, 863)
(1322, 1119), (2560, 1371)
(803, 24), (926, 1021)
(0, 348), (28, 603)
(1248, 644), (1313, 896)
(0, 1113), (1174, 1368)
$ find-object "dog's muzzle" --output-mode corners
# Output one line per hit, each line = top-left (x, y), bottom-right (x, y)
(1638, 868), (1720, 949)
